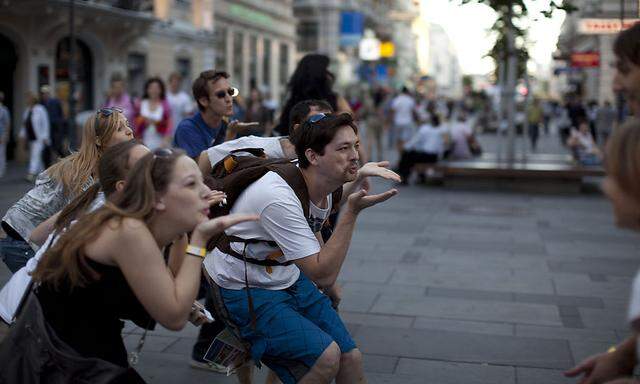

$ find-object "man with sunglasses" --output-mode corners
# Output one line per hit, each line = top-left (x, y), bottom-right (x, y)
(174, 70), (255, 160)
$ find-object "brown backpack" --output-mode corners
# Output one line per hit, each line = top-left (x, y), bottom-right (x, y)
(204, 148), (342, 268)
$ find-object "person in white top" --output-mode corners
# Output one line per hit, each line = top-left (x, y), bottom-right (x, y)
(167, 72), (195, 138)
(135, 77), (172, 150)
(20, 92), (50, 181)
(567, 119), (602, 166)
(198, 99), (333, 174)
(204, 112), (399, 384)
(565, 120), (640, 384)
(397, 114), (449, 184)
(390, 87), (417, 155)
(448, 112), (474, 160)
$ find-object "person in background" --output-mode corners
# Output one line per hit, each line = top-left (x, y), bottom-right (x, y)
(596, 100), (616, 144)
(135, 77), (172, 150)
(526, 98), (543, 152)
(567, 119), (602, 166)
(0, 91), (10, 178)
(448, 110), (474, 160)
(243, 88), (271, 137)
(390, 87), (417, 158)
(166, 72), (195, 140)
(397, 114), (449, 185)
(104, 73), (135, 124)
(275, 54), (353, 136)
(39, 85), (66, 158)
(173, 70), (233, 160)
(20, 92), (50, 182)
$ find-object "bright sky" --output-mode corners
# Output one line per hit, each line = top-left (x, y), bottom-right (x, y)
(419, 0), (567, 75)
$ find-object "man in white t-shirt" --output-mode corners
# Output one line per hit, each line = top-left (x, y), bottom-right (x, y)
(166, 72), (195, 138)
(203, 112), (398, 383)
(390, 87), (417, 155)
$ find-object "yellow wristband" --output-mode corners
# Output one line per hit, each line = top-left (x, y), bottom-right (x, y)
(185, 244), (206, 259)
(607, 346), (617, 353)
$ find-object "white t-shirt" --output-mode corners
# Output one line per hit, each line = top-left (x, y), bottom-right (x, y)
(203, 171), (331, 290)
(404, 124), (448, 156)
(391, 94), (416, 126)
(449, 121), (473, 159)
(167, 91), (194, 136)
(140, 100), (165, 150)
(206, 136), (286, 167)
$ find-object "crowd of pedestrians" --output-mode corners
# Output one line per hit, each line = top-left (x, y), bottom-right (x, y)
(3, 18), (640, 384)
(0, 51), (402, 384)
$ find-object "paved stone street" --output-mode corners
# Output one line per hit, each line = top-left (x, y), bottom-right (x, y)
(0, 133), (636, 383)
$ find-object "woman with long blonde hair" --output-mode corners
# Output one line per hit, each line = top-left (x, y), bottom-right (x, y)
(0, 108), (133, 272)
(0, 148), (255, 383)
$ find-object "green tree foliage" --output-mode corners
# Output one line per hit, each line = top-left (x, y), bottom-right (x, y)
(455, 0), (577, 79)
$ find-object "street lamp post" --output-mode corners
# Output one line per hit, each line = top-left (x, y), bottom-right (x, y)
(68, 0), (76, 150)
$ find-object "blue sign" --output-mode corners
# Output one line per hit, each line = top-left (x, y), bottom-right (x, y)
(340, 12), (364, 47)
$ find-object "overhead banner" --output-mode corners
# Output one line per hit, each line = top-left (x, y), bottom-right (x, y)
(578, 18), (640, 34)
(340, 12), (365, 47)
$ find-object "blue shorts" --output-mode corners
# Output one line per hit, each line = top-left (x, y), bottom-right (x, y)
(219, 273), (356, 384)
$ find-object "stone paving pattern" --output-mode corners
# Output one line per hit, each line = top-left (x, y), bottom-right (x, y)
(0, 133), (637, 383)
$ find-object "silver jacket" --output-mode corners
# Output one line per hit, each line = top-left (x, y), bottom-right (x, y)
(2, 171), (93, 244)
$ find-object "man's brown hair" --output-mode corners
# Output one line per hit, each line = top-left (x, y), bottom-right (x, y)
(192, 70), (230, 112)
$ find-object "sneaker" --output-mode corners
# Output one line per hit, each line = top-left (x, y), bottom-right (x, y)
(189, 358), (227, 373)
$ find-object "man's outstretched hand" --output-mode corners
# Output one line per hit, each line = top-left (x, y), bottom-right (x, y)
(358, 161), (401, 183)
(347, 188), (398, 215)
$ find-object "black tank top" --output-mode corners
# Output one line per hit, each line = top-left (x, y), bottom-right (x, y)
(36, 259), (154, 367)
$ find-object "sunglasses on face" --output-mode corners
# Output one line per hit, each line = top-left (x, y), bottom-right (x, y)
(214, 87), (239, 99)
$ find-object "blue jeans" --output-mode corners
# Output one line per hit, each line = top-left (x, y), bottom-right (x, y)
(0, 237), (35, 273)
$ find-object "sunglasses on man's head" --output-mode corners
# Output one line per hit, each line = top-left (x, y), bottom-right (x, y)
(214, 87), (239, 99)
(307, 113), (328, 124)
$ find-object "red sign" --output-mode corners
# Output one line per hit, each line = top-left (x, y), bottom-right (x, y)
(578, 19), (640, 34)
(571, 52), (600, 68)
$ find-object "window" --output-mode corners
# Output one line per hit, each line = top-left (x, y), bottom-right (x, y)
(279, 43), (289, 87)
(176, 57), (191, 91)
(233, 31), (243, 88)
(297, 21), (318, 52)
(249, 35), (258, 89)
(215, 27), (227, 71)
(263, 38), (271, 88)
(127, 53), (146, 99)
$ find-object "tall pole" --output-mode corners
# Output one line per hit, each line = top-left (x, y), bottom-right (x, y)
(68, 0), (76, 150)
(505, 5), (517, 163)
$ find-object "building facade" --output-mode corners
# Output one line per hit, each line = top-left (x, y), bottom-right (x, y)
(293, 0), (419, 88)
(555, 0), (638, 103)
(0, 0), (298, 159)
(212, 0), (297, 102)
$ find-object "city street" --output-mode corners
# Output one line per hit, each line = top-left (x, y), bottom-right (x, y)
(0, 134), (636, 383)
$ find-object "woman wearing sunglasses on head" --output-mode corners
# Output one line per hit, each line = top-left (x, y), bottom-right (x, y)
(0, 107), (134, 273)
(0, 148), (257, 383)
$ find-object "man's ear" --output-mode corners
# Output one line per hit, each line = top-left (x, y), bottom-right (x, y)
(197, 97), (209, 110)
(291, 123), (300, 133)
(115, 180), (126, 193)
(305, 148), (319, 166)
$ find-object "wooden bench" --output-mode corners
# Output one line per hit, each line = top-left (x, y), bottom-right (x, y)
(431, 156), (605, 192)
